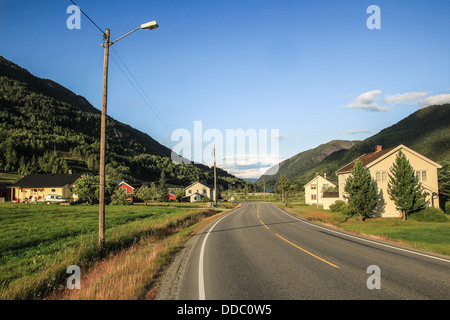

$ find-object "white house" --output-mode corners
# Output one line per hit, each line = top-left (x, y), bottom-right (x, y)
(336, 144), (442, 217)
(304, 174), (337, 207)
(183, 181), (215, 202)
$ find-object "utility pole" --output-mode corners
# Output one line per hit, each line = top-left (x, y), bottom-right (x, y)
(98, 28), (110, 254)
(96, 21), (158, 255)
(214, 144), (217, 206)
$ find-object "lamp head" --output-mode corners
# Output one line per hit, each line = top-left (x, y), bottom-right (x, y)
(141, 21), (159, 30)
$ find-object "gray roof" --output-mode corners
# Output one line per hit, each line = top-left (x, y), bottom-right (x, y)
(8, 173), (84, 188)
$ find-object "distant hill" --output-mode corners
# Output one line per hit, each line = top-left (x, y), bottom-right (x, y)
(257, 140), (358, 185)
(265, 104), (450, 186)
(0, 56), (245, 189)
(306, 104), (450, 182)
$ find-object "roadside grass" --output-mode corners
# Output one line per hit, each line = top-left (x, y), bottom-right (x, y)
(274, 202), (450, 257)
(0, 202), (225, 299)
(47, 209), (223, 300)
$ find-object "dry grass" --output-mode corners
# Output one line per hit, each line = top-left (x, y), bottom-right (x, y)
(46, 211), (226, 300)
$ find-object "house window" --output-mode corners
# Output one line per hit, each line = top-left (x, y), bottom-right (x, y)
(416, 171), (421, 181)
(376, 172), (380, 181)
(188, 190), (192, 194)
(51, 189), (56, 192)
(311, 194), (316, 200)
(311, 184), (317, 190)
(382, 172), (387, 182)
(422, 171), (427, 181)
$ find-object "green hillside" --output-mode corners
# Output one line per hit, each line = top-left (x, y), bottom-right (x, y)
(0, 56), (244, 189)
(304, 104), (450, 182)
(257, 140), (357, 186)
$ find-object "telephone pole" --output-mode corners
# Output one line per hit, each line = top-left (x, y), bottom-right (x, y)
(98, 28), (110, 254)
(97, 21), (159, 255)
(214, 144), (217, 206)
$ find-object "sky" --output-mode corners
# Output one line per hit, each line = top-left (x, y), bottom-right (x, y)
(1, 0), (449, 179)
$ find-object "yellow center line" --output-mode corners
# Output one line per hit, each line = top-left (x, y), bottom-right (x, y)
(258, 205), (338, 269)
(260, 219), (270, 229)
(275, 233), (340, 269)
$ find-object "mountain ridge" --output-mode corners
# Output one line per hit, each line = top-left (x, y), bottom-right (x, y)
(258, 104), (450, 186)
(0, 56), (245, 189)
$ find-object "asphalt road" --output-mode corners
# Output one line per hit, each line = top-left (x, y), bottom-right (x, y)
(162, 202), (450, 300)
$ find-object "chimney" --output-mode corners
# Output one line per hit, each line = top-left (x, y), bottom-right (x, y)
(375, 145), (382, 152)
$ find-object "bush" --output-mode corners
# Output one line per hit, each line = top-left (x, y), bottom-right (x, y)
(329, 200), (355, 215)
(329, 200), (346, 212)
(445, 201), (450, 214)
(410, 207), (448, 222)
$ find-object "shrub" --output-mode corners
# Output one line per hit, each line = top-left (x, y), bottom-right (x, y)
(329, 200), (346, 212)
(410, 207), (448, 222)
(445, 201), (450, 214)
(329, 200), (355, 216)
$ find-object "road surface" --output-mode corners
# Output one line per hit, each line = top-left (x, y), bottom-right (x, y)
(158, 202), (450, 300)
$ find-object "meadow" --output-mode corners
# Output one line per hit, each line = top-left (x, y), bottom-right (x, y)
(0, 202), (222, 299)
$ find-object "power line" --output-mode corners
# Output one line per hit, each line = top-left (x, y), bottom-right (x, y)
(69, 0), (105, 35)
(109, 47), (174, 134)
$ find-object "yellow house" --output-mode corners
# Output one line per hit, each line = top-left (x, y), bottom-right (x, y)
(336, 145), (442, 217)
(304, 174), (337, 207)
(184, 181), (215, 202)
(9, 173), (83, 203)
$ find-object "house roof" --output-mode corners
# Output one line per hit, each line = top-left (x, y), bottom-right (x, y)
(118, 181), (143, 190)
(304, 175), (337, 188)
(336, 144), (442, 174)
(8, 173), (84, 188)
(336, 147), (396, 174)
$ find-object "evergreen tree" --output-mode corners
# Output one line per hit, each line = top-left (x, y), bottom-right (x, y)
(344, 159), (378, 221)
(157, 170), (169, 202)
(387, 151), (427, 221)
(438, 160), (450, 211)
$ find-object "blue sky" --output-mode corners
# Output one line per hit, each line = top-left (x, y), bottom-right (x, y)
(1, 1), (449, 178)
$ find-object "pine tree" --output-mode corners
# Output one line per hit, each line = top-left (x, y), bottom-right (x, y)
(387, 151), (427, 221)
(344, 159), (378, 222)
(157, 170), (169, 202)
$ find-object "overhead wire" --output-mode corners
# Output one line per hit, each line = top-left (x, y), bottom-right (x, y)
(68, 0), (174, 134)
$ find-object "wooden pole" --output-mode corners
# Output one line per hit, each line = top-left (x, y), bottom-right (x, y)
(214, 144), (217, 206)
(99, 28), (110, 254)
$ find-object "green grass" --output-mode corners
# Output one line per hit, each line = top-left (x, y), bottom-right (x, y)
(0, 202), (218, 299)
(339, 218), (450, 256)
(284, 204), (450, 257)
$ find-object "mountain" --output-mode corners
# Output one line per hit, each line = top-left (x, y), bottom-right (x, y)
(0, 56), (245, 189)
(307, 104), (450, 181)
(257, 140), (358, 185)
(260, 104), (450, 186)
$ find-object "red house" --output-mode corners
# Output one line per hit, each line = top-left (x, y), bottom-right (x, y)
(118, 181), (143, 195)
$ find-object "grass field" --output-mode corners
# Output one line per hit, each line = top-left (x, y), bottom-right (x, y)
(281, 203), (450, 257)
(0, 202), (225, 299)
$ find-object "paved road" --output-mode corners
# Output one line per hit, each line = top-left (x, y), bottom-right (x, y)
(169, 202), (450, 300)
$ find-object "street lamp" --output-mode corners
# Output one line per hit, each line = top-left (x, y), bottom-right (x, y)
(98, 21), (159, 254)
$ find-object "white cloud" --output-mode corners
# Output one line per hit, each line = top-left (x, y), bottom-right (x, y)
(383, 92), (429, 105)
(342, 129), (372, 135)
(219, 153), (283, 178)
(340, 90), (388, 112)
(418, 94), (450, 108)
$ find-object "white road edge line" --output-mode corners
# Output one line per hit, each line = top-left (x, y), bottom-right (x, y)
(198, 206), (243, 300)
(270, 203), (450, 264)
